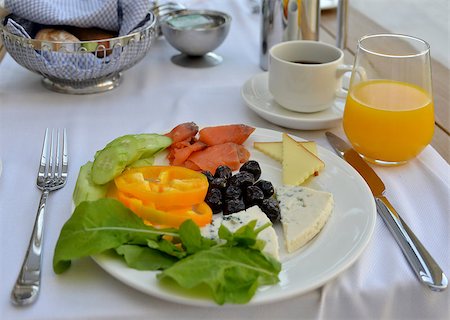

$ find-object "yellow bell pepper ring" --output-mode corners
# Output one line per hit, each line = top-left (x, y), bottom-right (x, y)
(116, 190), (213, 228)
(114, 166), (209, 209)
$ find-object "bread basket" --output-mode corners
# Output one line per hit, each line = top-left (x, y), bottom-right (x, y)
(0, 13), (157, 94)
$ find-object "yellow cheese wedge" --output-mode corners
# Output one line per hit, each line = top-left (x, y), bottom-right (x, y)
(282, 133), (324, 185)
(254, 141), (317, 162)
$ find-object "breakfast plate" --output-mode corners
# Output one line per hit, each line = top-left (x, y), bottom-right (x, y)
(241, 72), (345, 130)
(91, 127), (377, 306)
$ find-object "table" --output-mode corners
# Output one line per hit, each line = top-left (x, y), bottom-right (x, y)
(1, 1), (449, 319)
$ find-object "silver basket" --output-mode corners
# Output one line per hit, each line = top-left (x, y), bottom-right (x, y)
(0, 13), (157, 94)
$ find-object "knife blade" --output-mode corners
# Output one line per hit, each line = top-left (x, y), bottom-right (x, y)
(326, 132), (448, 291)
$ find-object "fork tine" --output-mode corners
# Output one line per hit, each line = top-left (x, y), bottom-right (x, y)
(55, 129), (61, 178)
(47, 129), (55, 178)
(38, 129), (49, 179)
(62, 128), (68, 179)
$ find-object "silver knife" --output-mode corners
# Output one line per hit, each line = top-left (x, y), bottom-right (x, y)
(326, 132), (448, 291)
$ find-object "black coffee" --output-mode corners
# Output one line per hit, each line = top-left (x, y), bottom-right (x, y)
(291, 60), (323, 65)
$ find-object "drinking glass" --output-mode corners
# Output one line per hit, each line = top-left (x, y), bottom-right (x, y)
(343, 34), (434, 166)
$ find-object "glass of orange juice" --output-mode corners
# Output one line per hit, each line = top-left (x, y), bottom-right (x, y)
(343, 34), (434, 165)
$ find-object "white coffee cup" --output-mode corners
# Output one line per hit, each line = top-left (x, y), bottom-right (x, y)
(268, 40), (352, 113)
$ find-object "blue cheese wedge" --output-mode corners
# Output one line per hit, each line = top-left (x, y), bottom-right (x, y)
(276, 185), (333, 253)
(200, 206), (279, 260)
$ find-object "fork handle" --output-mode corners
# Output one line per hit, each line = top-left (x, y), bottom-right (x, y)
(11, 189), (49, 306)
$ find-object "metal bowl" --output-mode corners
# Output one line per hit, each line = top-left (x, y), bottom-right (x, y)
(0, 13), (157, 94)
(160, 10), (231, 57)
(150, 1), (186, 37)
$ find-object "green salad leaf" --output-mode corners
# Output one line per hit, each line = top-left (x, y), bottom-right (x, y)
(53, 198), (178, 274)
(178, 219), (216, 254)
(158, 246), (281, 304)
(53, 198), (281, 304)
(218, 219), (270, 252)
(115, 245), (176, 270)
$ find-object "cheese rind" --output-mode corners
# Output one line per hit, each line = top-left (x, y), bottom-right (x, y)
(200, 206), (280, 260)
(254, 141), (318, 162)
(276, 185), (333, 253)
(282, 133), (324, 185)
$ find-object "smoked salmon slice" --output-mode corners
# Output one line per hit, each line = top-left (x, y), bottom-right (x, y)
(170, 141), (208, 166)
(198, 124), (255, 146)
(187, 142), (251, 174)
(165, 122), (199, 143)
(183, 160), (201, 171)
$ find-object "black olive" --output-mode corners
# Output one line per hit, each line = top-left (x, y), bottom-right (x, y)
(258, 198), (281, 222)
(244, 185), (265, 207)
(214, 165), (232, 179)
(202, 170), (214, 183)
(239, 160), (262, 180)
(209, 177), (227, 191)
(254, 180), (275, 198)
(223, 199), (246, 215)
(229, 171), (254, 189)
(205, 188), (223, 214)
(224, 185), (242, 200)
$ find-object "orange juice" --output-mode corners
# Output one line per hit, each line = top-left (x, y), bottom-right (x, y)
(343, 80), (434, 164)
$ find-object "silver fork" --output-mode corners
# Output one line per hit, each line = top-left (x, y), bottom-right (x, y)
(11, 128), (68, 306)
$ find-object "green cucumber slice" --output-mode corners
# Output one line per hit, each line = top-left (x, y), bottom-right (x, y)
(73, 162), (109, 206)
(134, 134), (172, 159)
(92, 146), (131, 185)
(127, 157), (155, 168)
(91, 134), (172, 185)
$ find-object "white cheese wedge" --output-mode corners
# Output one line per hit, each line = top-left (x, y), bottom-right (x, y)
(254, 141), (318, 162)
(282, 133), (324, 185)
(276, 185), (333, 253)
(200, 206), (279, 260)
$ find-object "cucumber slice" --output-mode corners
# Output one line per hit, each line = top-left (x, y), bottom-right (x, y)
(73, 162), (108, 206)
(92, 135), (140, 184)
(127, 157), (155, 168)
(134, 134), (172, 159)
(92, 145), (131, 185)
(91, 134), (172, 185)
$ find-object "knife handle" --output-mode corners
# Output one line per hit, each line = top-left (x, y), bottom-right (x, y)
(375, 196), (448, 291)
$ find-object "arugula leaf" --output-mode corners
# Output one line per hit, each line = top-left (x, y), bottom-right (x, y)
(147, 238), (187, 259)
(218, 219), (270, 251)
(115, 245), (176, 270)
(53, 198), (179, 274)
(178, 219), (217, 254)
(158, 246), (281, 304)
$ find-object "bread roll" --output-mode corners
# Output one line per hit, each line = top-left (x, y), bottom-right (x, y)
(34, 28), (80, 52)
(35, 28), (80, 42)
(34, 27), (117, 57)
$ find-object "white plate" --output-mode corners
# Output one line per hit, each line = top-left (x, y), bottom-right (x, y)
(92, 127), (377, 306)
(241, 72), (345, 130)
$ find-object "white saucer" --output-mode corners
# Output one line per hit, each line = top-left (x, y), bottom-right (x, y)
(241, 72), (345, 130)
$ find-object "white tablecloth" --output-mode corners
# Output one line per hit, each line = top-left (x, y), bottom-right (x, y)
(0, 1), (449, 319)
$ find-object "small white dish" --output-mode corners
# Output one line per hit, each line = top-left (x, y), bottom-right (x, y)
(241, 72), (345, 130)
(321, 0), (338, 10)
